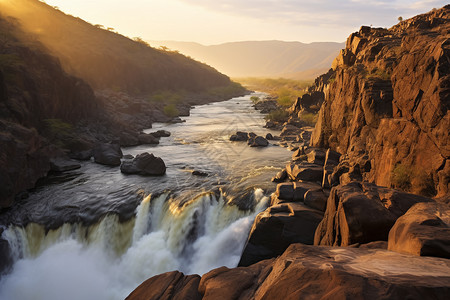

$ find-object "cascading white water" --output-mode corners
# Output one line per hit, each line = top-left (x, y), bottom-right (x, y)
(0, 189), (268, 300)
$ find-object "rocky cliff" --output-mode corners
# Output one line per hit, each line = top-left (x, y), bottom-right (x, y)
(0, 14), (102, 208)
(309, 6), (449, 197)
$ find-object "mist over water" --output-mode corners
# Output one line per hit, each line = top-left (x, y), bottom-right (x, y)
(0, 95), (291, 300)
(0, 191), (268, 300)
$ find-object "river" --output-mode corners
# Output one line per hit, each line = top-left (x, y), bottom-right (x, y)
(0, 93), (291, 300)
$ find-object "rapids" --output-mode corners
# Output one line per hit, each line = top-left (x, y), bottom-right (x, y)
(0, 94), (291, 300)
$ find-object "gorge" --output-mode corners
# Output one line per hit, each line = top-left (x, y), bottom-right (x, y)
(0, 1), (449, 300)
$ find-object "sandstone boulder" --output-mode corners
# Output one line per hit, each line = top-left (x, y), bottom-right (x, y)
(285, 162), (323, 182)
(238, 202), (323, 267)
(314, 182), (433, 246)
(128, 244), (450, 300)
(93, 143), (123, 166)
(304, 188), (329, 211)
(388, 202), (450, 258)
(271, 169), (287, 183)
(120, 152), (166, 176)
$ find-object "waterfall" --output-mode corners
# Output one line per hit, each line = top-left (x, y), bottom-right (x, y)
(0, 189), (268, 300)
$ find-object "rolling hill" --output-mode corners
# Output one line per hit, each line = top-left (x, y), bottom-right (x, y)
(0, 0), (236, 96)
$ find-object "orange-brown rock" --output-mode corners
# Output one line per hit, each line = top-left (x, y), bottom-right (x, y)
(127, 244), (450, 300)
(314, 182), (432, 246)
(310, 6), (450, 197)
(388, 202), (450, 258)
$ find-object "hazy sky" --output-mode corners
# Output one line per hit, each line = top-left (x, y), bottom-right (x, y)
(43, 0), (447, 44)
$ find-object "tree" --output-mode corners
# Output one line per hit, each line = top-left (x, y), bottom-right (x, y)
(398, 16), (403, 22)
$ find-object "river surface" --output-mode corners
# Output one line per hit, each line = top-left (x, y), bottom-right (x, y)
(0, 93), (291, 300)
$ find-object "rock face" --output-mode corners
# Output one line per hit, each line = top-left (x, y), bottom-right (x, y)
(238, 202), (323, 267)
(314, 182), (433, 246)
(388, 202), (450, 258)
(309, 6), (450, 197)
(120, 152), (166, 176)
(128, 244), (450, 300)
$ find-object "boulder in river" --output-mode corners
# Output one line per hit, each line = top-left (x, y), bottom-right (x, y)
(229, 131), (248, 141)
(192, 170), (208, 177)
(93, 143), (123, 166)
(120, 152), (166, 176)
(249, 136), (269, 147)
(138, 133), (160, 145)
(151, 130), (171, 138)
(49, 158), (81, 172)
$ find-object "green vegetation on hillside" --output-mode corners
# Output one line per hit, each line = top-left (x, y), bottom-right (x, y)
(236, 77), (312, 107)
(0, 0), (233, 97)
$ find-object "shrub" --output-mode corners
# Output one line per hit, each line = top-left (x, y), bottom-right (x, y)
(250, 96), (260, 103)
(265, 109), (289, 123)
(390, 164), (411, 191)
(300, 112), (318, 126)
(163, 104), (179, 118)
(391, 164), (436, 197)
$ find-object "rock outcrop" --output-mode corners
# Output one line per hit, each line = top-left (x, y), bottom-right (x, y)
(238, 203), (323, 267)
(128, 244), (450, 300)
(120, 152), (166, 176)
(314, 182), (433, 246)
(388, 201), (450, 258)
(309, 6), (450, 197)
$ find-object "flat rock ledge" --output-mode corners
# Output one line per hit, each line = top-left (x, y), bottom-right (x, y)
(126, 244), (450, 300)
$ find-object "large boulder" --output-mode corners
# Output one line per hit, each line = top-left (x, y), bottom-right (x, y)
(388, 202), (450, 258)
(238, 202), (323, 267)
(93, 143), (123, 166)
(285, 162), (323, 182)
(304, 188), (329, 211)
(229, 131), (248, 141)
(120, 152), (166, 176)
(249, 136), (269, 147)
(314, 182), (433, 246)
(138, 133), (160, 145)
(128, 244), (450, 300)
(126, 271), (201, 300)
(49, 158), (81, 172)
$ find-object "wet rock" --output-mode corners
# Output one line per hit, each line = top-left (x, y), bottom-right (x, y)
(388, 202), (450, 258)
(49, 158), (81, 172)
(238, 203), (323, 267)
(250, 136), (269, 147)
(138, 133), (160, 145)
(285, 162), (323, 182)
(275, 181), (322, 202)
(170, 117), (185, 123)
(119, 132), (140, 147)
(265, 133), (274, 140)
(69, 149), (92, 161)
(230, 131), (248, 141)
(314, 182), (433, 246)
(192, 170), (208, 177)
(93, 143), (123, 166)
(248, 132), (257, 139)
(271, 169), (287, 183)
(123, 154), (134, 159)
(120, 152), (166, 176)
(151, 130), (171, 138)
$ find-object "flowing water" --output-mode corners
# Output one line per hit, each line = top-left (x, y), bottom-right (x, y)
(0, 94), (291, 300)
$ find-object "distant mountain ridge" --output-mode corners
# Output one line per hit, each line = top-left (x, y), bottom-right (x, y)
(151, 40), (344, 79)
